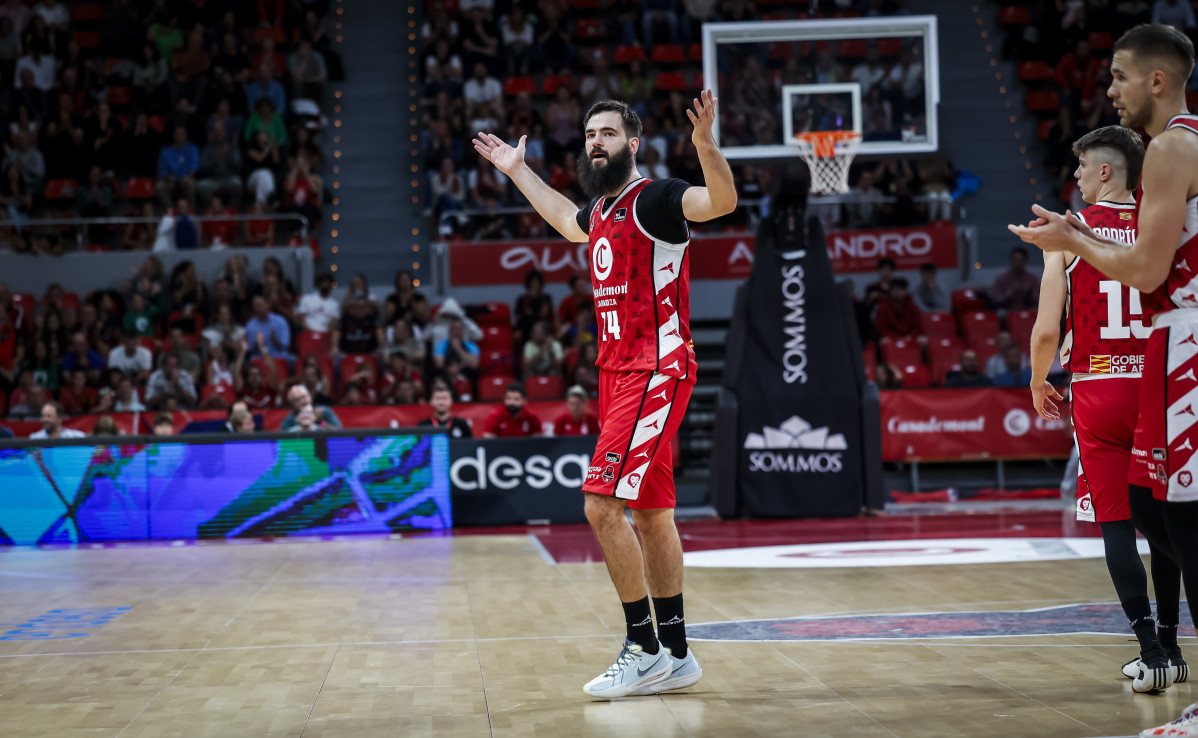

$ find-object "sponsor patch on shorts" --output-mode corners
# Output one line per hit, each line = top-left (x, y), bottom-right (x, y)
(1154, 448), (1167, 461)
(602, 466), (615, 483)
(605, 452), (622, 463)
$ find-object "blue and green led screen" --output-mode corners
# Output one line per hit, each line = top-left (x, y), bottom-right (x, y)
(0, 433), (451, 545)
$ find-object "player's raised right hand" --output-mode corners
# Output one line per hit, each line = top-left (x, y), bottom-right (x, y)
(473, 133), (526, 176)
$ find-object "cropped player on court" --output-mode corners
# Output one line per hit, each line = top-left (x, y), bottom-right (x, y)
(473, 92), (736, 699)
(1010, 24), (1198, 737)
(1028, 125), (1184, 694)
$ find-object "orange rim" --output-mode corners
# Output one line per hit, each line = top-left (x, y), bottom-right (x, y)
(794, 130), (861, 158)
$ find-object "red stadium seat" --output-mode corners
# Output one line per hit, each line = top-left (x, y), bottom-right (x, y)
(541, 75), (574, 95)
(837, 39), (868, 58)
(200, 384), (235, 406)
(614, 45), (646, 64)
(503, 77), (536, 96)
(255, 27), (288, 45)
(574, 19), (607, 39)
(340, 354), (378, 388)
(1038, 119), (1055, 140)
(960, 310), (1000, 347)
(481, 349), (514, 375)
(43, 179), (77, 200)
(1089, 31), (1115, 50)
(862, 343), (877, 377)
(73, 3), (103, 22)
(137, 337), (157, 353)
(1007, 309), (1037, 349)
(655, 72), (689, 91)
(687, 44), (704, 62)
(768, 42), (793, 60)
(526, 375), (563, 399)
(60, 292), (80, 312)
(86, 244), (110, 253)
(473, 302), (512, 327)
(124, 178), (156, 199)
(107, 86), (132, 106)
(880, 337), (922, 366)
(481, 325), (512, 353)
(479, 374), (514, 401)
(1018, 60), (1052, 82)
(928, 338), (964, 384)
(146, 116), (166, 134)
(921, 311), (957, 339)
(1026, 91), (1061, 112)
(901, 363), (932, 388)
(297, 331), (331, 358)
(877, 38), (903, 56)
(651, 45), (685, 64)
(998, 5), (1030, 25)
(73, 31), (100, 50)
(951, 287), (986, 312)
(563, 346), (580, 377)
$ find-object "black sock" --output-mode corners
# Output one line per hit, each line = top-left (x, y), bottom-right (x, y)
(653, 594), (687, 658)
(622, 597), (659, 654)
(1159, 623), (1179, 652)
(1131, 616), (1165, 659)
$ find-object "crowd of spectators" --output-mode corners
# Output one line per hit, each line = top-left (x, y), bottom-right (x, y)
(0, 257), (606, 438)
(856, 247), (1060, 389)
(418, 0), (956, 239)
(999, 0), (1198, 205)
(0, 0), (341, 253)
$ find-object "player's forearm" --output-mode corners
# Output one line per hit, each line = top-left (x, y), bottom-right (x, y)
(1070, 232), (1167, 293)
(694, 141), (737, 214)
(1029, 321), (1059, 385)
(508, 163), (584, 240)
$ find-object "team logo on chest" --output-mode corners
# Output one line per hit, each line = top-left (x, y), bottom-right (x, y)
(593, 237), (613, 280)
(614, 208), (627, 222)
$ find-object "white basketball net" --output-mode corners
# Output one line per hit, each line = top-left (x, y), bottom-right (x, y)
(793, 132), (861, 195)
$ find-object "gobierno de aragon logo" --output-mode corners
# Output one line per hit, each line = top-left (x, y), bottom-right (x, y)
(743, 415), (847, 473)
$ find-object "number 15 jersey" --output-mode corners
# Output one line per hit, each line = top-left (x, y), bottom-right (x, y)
(576, 177), (698, 382)
(1062, 200), (1149, 376)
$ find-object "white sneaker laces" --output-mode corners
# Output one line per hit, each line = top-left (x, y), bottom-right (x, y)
(603, 644), (643, 677)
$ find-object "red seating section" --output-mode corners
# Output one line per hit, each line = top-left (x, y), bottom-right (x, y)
(478, 375), (513, 401)
(526, 375), (563, 399)
(298, 331), (331, 358)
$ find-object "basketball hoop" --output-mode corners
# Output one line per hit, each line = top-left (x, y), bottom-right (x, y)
(793, 131), (862, 195)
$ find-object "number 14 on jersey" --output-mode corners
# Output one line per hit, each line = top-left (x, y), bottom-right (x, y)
(599, 309), (621, 341)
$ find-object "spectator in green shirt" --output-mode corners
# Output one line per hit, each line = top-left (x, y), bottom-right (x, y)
(148, 15), (183, 63)
(244, 97), (287, 148)
(122, 292), (156, 338)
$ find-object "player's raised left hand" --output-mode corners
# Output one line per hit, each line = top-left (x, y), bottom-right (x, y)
(1007, 204), (1079, 253)
(687, 89), (718, 146)
(1030, 381), (1064, 421)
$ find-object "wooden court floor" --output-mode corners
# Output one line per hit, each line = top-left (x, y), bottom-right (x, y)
(0, 529), (1192, 737)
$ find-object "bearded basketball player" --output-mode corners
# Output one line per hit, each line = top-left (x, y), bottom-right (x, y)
(1029, 125), (1184, 695)
(1010, 24), (1198, 737)
(473, 91), (736, 699)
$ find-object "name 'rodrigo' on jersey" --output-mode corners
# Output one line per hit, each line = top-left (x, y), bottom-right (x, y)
(581, 178), (698, 382)
(1062, 200), (1148, 376)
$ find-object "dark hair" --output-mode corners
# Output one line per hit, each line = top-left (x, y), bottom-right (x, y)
(44, 400), (65, 418)
(505, 381), (527, 397)
(154, 412), (174, 427)
(891, 277), (910, 290)
(583, 100), (642, 139)
(525, 269), (545, 288)
(1011, 246), (1029, 259)
(1071, 125), (1146, 191)
(919, 262), (936, 273)
(877, 258), (896, 271)
(1114, 24), (1196, 82)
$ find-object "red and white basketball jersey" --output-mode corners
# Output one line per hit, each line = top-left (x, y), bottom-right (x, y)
(586, 179), (698, 381)
(1062, 201), (1149, 376)
(1138, 114), (1198, 314)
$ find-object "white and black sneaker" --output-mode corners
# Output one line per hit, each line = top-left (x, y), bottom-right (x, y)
(1133, 653), (1173, 694)
(631, 648), (702, 695)
(582, 641), (672, 699)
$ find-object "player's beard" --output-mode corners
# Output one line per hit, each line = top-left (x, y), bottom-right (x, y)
(577, 143), (636, 198)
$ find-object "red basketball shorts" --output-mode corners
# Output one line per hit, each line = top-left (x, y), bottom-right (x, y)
(1072, 377), (1141, 522)
(1134, 310), (1198, 502)
(582, 369), (694, 510)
